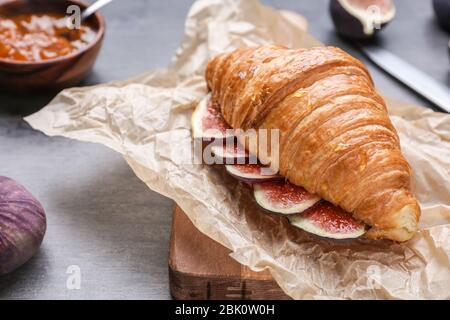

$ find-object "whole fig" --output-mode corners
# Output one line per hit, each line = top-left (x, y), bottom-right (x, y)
(0, 176), (46, 274)
(433, 0), (450, 32)
(330, 0), (396, 39)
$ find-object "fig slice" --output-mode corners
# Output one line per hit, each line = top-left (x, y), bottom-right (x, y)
(211, 142), (250, 164)
(288, 202), (366, 239)
(225, 164), (282, 182)
(253, 181), (320, 215)
(191, 95), (234, 140)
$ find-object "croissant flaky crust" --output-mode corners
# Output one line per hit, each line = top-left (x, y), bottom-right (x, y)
(205, 45), (420, 242)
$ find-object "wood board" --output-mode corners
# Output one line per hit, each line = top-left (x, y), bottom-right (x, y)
(169, 205), (290, 300)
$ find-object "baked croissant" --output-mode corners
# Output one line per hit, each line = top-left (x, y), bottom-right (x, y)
(205, 45), (420, 242)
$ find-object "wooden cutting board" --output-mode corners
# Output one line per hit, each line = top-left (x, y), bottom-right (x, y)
(169, 205), (290, 300)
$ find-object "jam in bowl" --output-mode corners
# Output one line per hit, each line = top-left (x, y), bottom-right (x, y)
(0, 0), (105, 92)
(0, 12), (97, 62)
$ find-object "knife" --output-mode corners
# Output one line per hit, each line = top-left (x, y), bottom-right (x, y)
(358, 43), (450, 113)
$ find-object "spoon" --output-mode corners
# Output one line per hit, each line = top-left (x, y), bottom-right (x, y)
(79, 0), (113, 22)
(62, 0), (113, 40)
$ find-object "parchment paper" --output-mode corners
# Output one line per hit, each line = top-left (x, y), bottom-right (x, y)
(25, 0), (450, 299)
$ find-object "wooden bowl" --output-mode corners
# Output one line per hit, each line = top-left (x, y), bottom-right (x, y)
(0, 0), (105, 92)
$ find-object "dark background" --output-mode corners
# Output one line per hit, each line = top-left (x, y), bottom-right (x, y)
(0, 0), (448, 299)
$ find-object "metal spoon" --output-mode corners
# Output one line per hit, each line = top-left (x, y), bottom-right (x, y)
(80, 0), (113, 22)
(61, 0), (113, 40)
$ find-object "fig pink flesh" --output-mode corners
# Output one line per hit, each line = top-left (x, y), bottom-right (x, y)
(213, 143), (248, 158)
(226, 163), (281, 182)
(226, 143), (248, 157)
(230, 164), (278, 177)
(202, 99), (230, 134)
(299, 202), (364, 234)
(258, 181), (317, 209)
(233, 164), (263, 174)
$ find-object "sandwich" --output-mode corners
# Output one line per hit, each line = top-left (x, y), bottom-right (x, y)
(192, 45), (420, 242)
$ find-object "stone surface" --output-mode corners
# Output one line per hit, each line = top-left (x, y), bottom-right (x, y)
(0, 0), (447, 299)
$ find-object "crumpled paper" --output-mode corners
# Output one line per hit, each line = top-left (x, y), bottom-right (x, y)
(25, 0), (450, 299)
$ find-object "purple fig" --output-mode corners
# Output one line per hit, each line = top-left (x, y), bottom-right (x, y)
(330, 0), (396, 39)
(0, 177), (46, 274)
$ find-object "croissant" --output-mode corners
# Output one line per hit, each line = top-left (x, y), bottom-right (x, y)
(205, 45), (420, 242)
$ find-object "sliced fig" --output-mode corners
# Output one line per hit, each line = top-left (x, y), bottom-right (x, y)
(330, 0), (396, 39)
(225, 164), (282, 182)
(211, 142), (251, 164)
(191, 95), (234, 140)
(288, 201), (366, 239)
(253, 181), (320, 215)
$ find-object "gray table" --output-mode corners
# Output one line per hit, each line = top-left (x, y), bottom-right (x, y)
(0, 0), (448, 300)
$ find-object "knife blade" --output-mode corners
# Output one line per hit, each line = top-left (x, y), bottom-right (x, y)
(359, 43), (450, 113)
